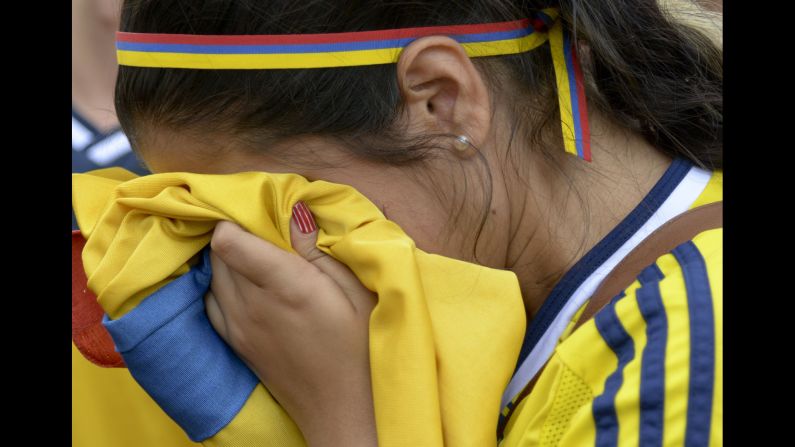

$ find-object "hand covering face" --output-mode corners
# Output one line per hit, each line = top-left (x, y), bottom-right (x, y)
(72, 168), (526, 446)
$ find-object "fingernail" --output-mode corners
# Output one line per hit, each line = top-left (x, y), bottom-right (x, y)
(292, 201), (317, 234)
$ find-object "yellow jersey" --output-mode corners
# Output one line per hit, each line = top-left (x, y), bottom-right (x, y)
(72, 158), (720, 446)
(501, 159), (722, 446)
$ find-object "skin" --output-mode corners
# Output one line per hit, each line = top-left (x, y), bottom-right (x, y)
(207, 217), (378, 446)
(72, 0), (123, 132)
(137, 36), (672, 444)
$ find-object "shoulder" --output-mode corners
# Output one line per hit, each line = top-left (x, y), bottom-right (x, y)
(502, 233), (722, 446)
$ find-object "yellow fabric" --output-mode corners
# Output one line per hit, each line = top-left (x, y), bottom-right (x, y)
(538, 366), (592, 446)
(72, 343), (198, 447)
(690, 171), (722, 209)
(72, 168), (526, 447)
(204, 384), (305, 447)
(500, 171), (723, 446)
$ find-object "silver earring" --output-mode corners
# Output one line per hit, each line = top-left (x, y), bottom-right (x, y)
(453, 135), (471, 152)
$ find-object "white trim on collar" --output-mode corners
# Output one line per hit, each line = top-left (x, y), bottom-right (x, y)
(501, 165), (712, 409)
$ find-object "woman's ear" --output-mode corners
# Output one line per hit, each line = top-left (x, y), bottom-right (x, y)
(396, 36), (492, 147)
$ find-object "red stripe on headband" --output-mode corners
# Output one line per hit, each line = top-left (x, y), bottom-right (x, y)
(117, 19), (531, 46)
(570, 42), (592, 162)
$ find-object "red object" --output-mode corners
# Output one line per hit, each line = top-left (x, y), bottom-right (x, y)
(72, 230), (125, 368)
(569, 40), (592, 162)
(116, 18), (531, 45)
(292, 201), (317, 234)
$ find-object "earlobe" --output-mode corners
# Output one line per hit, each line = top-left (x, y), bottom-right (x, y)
(396, 36), (491, 147)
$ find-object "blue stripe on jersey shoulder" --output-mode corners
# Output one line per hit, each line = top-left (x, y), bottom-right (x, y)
(638, 263), (664, 285)
(636, 263), (668, 447)
(514, 158), (692, 373)
(672, 241), (716, 447)
(592, 290), (633, 447)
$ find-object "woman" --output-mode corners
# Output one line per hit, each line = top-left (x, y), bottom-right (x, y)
(72, 1), (197, 446)
(74, 0), (722, 445)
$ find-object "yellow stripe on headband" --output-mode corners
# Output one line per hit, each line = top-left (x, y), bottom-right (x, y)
(115, 8), (592, 161)
(117, 31), (551, 70)
(549, 20), (592, 161)
(549, 21), (578, 158)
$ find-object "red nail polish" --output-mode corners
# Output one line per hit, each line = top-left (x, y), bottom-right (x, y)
(292, 201), (317, 234)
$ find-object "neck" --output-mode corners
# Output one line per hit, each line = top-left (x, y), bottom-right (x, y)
(72, 0), (120, 132)
(504, 114), (672, 320)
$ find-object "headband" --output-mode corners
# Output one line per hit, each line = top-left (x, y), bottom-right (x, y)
(116, 8), (591, 161)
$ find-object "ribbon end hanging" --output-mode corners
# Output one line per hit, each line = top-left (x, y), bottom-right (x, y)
(549, 20), (592, 162)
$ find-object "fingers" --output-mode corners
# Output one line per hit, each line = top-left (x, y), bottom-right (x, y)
(209, 250), (239, 312)
(211, 220), (304, 290)
(204, 290), (228, 340)
(291, 202), (377, 315)
(210, 204), (376, 318)
(290, 201), (321, 260)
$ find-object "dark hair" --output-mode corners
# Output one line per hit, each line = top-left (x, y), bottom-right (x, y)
(117, 0), (722, 167)
(116, 0), (722, 260)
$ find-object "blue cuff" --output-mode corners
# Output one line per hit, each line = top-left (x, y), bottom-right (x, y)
(103, 249), (259, 442)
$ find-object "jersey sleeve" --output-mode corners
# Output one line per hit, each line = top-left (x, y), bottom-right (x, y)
(501, 228), (722, 447)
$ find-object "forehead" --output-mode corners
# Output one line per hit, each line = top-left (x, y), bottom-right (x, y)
(134, 127), (386, 186)
(137, 129), (295, 172)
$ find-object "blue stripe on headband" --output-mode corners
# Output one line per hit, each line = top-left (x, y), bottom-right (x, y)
(116, 27), (533, 54)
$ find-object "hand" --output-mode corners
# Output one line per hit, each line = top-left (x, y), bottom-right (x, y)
(204, 202), (377, 447)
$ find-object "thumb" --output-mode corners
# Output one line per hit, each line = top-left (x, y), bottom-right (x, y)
(290, 201), (324, 263)
(290, 201), (376, 314)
